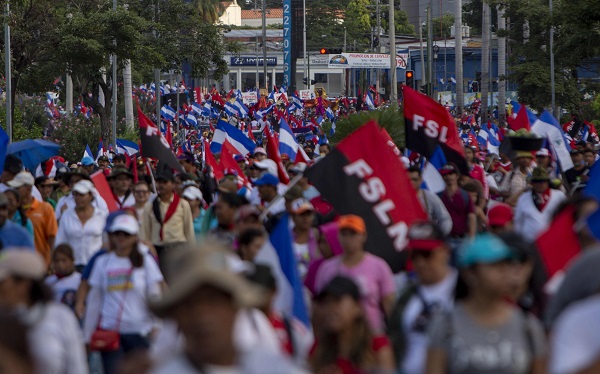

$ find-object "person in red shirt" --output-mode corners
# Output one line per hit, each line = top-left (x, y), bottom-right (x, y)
(310, 276), (396, 374)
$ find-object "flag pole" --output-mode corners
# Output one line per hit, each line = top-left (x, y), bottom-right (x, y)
(4, 0), (12, 143)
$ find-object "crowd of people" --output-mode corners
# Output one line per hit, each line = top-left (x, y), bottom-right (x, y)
(0, 98), (600, 374)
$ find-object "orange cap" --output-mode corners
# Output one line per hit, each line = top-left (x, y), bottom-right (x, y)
(338, 214), (366, 234)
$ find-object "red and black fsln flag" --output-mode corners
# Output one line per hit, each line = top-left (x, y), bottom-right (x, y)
(305, 121), (427, 272)
(403, 86), (468, 175)
(138, 107), (185, 174)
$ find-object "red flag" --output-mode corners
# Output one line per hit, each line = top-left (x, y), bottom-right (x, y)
(132, 155), (139, 184)
(194, 87), (202, 104)
(507, 105), (531, 131)
(165, 122), (173, 147)
(264, 126), (290, 183)
(204, 140), (224, 181)
(536, 205), (581, 277)
(137, 106), (185, 173)
(403, 86), (468, 174)
(222, 140), (250, 186)
(305, 120), (427, 272)
(91, 171), (119, 212)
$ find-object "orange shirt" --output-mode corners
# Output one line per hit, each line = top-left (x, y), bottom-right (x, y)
(25, 198), (58, 265)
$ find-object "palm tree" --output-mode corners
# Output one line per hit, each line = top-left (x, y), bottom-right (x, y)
(195, 0), (223, 23)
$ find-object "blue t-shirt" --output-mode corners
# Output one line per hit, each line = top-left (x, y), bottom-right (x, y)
(0, 221), (35, 250)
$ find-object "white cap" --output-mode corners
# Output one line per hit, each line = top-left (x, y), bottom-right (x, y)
(182, 186), (203, 201)
(72, 180), (95, 195)
(536, 148), (550, 157)
(290, 162), (307, 173)
(0, 250), (46, 281)
(253, 147), (267, 156)
(253, 159), (278, 177)
(108, 214), (139, 235)
(7, 171), (35, 188)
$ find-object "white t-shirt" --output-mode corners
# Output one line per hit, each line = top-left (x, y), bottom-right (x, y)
(401, 269), (457, 374)
(25, 302), (88, 374)
(55, 206), (107, 266)
(45, 272), (82, 309)
(550, 294), (600, 374)
(89, 252), (163, 335)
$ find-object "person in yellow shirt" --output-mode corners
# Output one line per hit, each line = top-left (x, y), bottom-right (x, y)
(8, 171), (57, 265)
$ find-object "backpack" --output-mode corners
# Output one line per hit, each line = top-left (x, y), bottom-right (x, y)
(386, 282), (419, 364)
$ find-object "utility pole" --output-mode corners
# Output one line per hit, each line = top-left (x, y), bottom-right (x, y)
(124, 61), (134, 130)
(66, 74), (73, 114)
(111, 0), (118, 147)
(154, 0), (161, 128)
(4, 0), (12, 142)
(389, 0), (397, 103)
(419, 15), (426, 92)
(376, 0), (381, 94)
(497, 5), (506, 124)
(426, 3), (433, 98)
(481, 1), (490, 122)
(262, 0), (268, 89)
(549, 0), (556, 117)
(303, 0), (307, 90)
(454, 0), (463, 114)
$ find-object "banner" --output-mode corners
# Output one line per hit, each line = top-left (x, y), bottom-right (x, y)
(305, 121), (427, 272)
(327, 53), (409, 69)
(299, 90), (314, 100)
(242, 91), (258, 105)
(403, 86), (468, 175)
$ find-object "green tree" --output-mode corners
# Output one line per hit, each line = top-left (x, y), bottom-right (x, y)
(427, 14), (454, 39)
(321, 106), (405, 147)
(0, 0), (66, 125)
(194, 0), (224, 23)
(345, 0), (372, 51)
(305, 0), (349, 51)
(381, 7), (415, 37)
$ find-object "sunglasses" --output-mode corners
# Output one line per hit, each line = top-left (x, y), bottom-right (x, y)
(111, 231), (133, 237)
(409, 250), (433, 260)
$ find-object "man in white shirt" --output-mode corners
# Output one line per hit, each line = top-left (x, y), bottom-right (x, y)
(107, 167), (135, 209)
(514, 167), (566, 242)
(389, 221), (457, 374)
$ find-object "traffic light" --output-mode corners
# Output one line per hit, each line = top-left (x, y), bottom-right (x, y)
(319, 48), (342, 54)
(302, 77), (316, 86)
(405, 70), (414, 89)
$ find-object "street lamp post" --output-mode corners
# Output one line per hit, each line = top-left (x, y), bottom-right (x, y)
(303, 0), (307, 90)
(262, 0), (268, 89)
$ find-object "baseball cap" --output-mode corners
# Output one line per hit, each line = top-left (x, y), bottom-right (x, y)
(234, 154), (246, 163)
(72, 180), (96, 195)
(407, 221), (446, 251)
(291, 198), (315, 214)
(439, 164), (458, 176)
(254, 173), (279, 186)
(487, 203), (513, 227)
(0, 250), (47, 282)
(458, 233), (516, 268)
(289, 162), (307, 174)
(108, 214), (139, 235)
(515, 151), (533, 159)
(7, 171), (35, 188)
(316, 276), (361, 301)
(281, 153), (290, 161)
(107, 167), (134, 180)
(235, 205), (261, 222)
(155, 172), (175, 182)
(253, 147), (267, 156)
(536, 148), (550, 157)
(223, 168), (238, 177)
(81, 156), (95, 166)
(338, 214), (366, 234)
(182, 186), (203, 201)
(253, 159), (278, 176)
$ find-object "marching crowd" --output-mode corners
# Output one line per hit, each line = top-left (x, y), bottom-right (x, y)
(0, 105), (600, 374)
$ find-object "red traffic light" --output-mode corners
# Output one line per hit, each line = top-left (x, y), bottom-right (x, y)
(406, 71), (413, 78)
(320, 48), (328, 54)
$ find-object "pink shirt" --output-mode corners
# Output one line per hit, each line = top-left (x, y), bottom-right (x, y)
(314, 253), (396, 333)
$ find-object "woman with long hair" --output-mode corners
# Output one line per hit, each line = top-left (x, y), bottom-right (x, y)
(310, 276), (395, 374)
(84, 213), (165, 374)
(426, 234), (547, 374)
(0, 250), (87, 374)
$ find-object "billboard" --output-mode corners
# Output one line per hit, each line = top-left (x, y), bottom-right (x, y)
(327, 53), (409, 69)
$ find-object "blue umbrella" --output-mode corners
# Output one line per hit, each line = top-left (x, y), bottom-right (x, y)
(7, 139), (61, 172)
